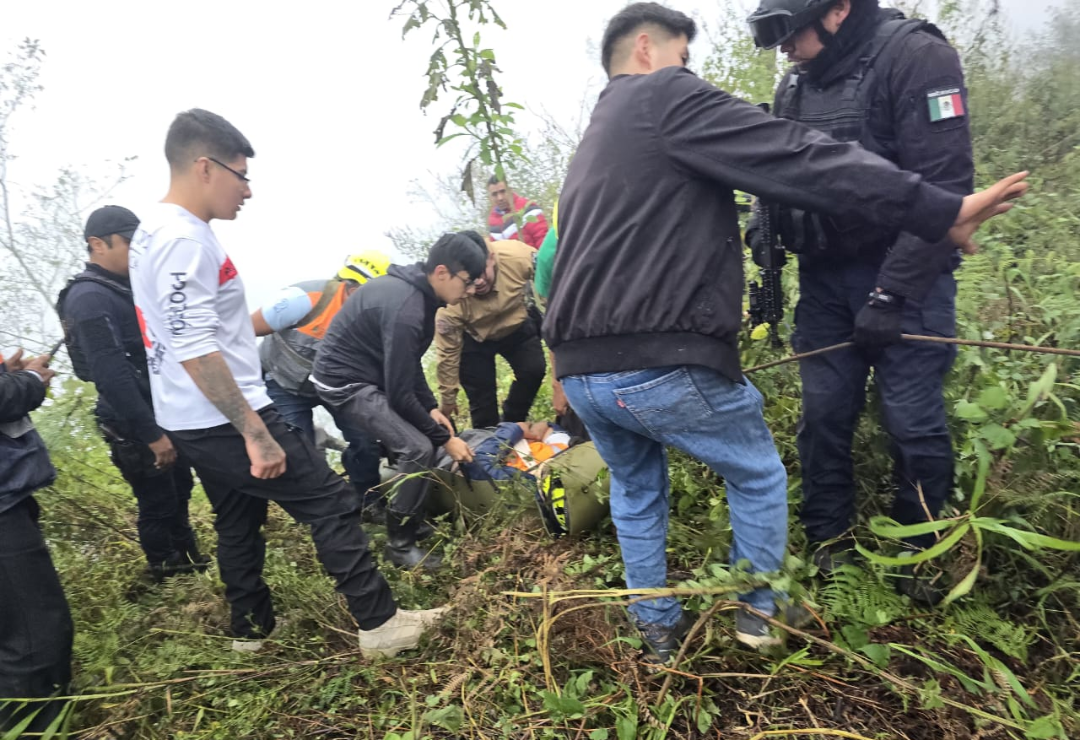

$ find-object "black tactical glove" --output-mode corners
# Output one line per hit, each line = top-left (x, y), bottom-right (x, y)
(853, 289), (906, 352)
(745, 219), (767, 268)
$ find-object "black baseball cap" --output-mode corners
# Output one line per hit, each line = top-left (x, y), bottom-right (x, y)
(84, 205), (140, 241)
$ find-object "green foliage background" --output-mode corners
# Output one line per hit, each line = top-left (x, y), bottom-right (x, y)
(8, 1), (1080, 738)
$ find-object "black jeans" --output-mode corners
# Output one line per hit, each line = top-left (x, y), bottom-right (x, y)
(317, 385), (435, 519)
(264, 378), (383, 501)
(460, 320), (546, 429)
(793, 261), (957, 549)
(170, 407), (396, 637)
(109, 438), (198, 565)
(0, 497), (73, 734)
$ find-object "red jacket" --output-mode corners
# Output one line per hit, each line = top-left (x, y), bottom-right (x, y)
(487, 193), (548, 249)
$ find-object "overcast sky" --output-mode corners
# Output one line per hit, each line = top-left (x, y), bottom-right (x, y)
(1, 0), (1061, 311)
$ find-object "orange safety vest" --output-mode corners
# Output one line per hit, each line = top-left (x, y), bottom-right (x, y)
(506, 438), (569, 472)
(259, 278), (349, 394)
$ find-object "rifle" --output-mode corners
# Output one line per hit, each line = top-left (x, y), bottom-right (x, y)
(748, 199), (787, 348)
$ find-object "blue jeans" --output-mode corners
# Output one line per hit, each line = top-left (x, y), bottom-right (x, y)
(794, 262), (957, 549)
(265, 378), (382, 501)
(561, 366), (789, 627)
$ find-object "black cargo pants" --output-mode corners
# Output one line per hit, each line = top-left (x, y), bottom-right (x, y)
(170, 406), (396, 638)
(0, 497), (73, 734)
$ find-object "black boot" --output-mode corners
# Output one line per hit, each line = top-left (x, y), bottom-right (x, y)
(384, 510), (442, 570)
(415, 520), (435, 541)
(360, 496), (388, 525)
(180, 534), (212, 573)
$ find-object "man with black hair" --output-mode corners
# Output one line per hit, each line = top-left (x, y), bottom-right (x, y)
(129, 108), (445, 658)
(746, 0), (973, 602)
(58, 205), (208, 581)
(436, 238), (546, 430)
(250, 251), (391, 522)
(486, 176), (548, 248)
(544, 2), (1025, 661)
(313, 232), (487, 569)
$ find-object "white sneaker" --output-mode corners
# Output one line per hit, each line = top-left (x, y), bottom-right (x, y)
(358, 606), (449, 658)
(231, 638), (265, 653)
(230, 618), (287, 653)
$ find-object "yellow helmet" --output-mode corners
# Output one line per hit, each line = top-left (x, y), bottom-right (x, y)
(338, 250), (390, 284)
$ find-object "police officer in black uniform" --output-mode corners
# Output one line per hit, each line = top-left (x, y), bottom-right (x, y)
(747, 0), (973, 601)
(58, 206), (209, 581)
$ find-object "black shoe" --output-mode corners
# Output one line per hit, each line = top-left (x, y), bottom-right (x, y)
(415, 518), (435, 541)
(178, 533), (212, 573)
(636, 610), (696, 665)
(811, 538), (857, 576)
(360, 497), (388, 525)
(384, 541), (443, 569)
(893, 551), (945, 606)
(734, 603), (814, 650)
(384, 510), (442, 570)
(148, 552), (202, 582)
(185, 551), (212, 573)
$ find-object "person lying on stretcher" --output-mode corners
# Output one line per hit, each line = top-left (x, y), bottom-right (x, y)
(460, 421), (571, 482)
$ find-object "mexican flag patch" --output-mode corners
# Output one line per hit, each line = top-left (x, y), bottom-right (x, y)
(927, 87), (965, 121)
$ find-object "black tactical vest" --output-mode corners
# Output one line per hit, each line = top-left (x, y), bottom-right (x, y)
(56, 269), (142, 383)
(773, 10), (943, 258)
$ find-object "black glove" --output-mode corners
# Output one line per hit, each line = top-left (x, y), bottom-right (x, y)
(745, 220), (767, 268)
(853, 289), (905, 352)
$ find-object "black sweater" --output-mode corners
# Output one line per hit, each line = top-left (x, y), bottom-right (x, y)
(58, 264), (162, 444)
(313, 263), (450, 446)
(544, 65), (964, 382)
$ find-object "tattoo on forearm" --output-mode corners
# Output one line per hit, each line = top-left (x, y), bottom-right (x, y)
(182, 353), (257, 435)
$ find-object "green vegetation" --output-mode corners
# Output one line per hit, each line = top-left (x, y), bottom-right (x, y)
(4, 1), (1079, 737)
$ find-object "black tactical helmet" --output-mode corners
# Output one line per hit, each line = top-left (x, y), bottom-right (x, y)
(746, 0), (837, 49)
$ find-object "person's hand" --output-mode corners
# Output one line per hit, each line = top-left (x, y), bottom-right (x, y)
(854, 291), (905, 352)
(948, 171), (1029, 249)
(439, 401), (458, 420)
(22, 354), (56, 387)
(444, 436), (474, 463)
(430, 408), (455, 434)
(246, 432), (287, 479)
(551, 379), (570, 417)
(5, 348), (26, 372)
(148, 434), (178, 470)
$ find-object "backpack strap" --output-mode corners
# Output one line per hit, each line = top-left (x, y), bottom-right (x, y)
(774, 68), (802, 120)
(843, 13), (940, 102)
(55, 270), (135, 382)
(56, 270), (132, 312)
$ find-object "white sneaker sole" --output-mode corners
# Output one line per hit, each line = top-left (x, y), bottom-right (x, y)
(231, 639), (265, 653)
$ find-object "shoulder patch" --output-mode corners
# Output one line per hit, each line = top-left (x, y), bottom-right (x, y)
(927, 86), (965, 122)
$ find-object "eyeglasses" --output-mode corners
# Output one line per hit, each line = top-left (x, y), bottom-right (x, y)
(452, 272), (476, 288)
(201, 156), (250, 183)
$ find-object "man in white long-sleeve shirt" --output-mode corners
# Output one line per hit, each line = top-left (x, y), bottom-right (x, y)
(128, 108), (444, 657)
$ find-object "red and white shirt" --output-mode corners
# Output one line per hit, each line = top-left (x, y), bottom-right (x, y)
(129, 203), (271, 431)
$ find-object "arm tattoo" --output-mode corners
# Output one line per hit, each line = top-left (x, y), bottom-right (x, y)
(182, 352), (263, 439)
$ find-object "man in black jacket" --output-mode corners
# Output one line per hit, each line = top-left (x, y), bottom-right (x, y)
(313, 232), (486, 569)
(746, 0), (971, 601)
(543, 2), (1025, 661)
(58, 205), (208, 580)
(0, 349), (74, 734)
